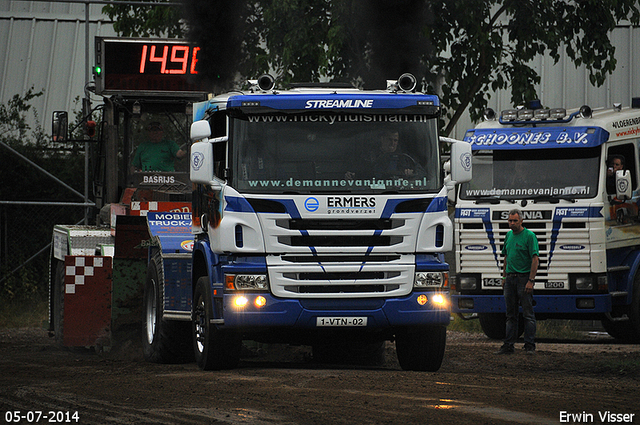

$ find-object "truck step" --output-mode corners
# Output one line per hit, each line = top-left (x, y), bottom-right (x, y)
(607, 265), (631, 273)
(609, 291), (628, 298)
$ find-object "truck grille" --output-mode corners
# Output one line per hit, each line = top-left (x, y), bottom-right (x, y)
(267, 254), (415, 298)
(457, 216), (592, 283)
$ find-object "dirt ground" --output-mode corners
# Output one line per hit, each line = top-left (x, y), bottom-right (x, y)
(1, 328), (639, 425)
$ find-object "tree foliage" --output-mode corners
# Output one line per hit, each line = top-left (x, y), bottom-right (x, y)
(102, 0), (185, 37)
(105, 0), (640, 135)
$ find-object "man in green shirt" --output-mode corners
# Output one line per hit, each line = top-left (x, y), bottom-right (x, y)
(497, 209), (539, 354)
(132, 122), (187, 172)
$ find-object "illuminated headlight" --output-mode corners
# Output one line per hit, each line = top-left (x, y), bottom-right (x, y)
(575, 277), (594, 291)
(431, 293), (447, 306)
(459, 276), (477, 291)
(414, 272), (446, 289)
(231, 274), (269, 290)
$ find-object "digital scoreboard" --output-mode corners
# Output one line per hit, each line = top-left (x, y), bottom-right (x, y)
(94, 37), (210, 96)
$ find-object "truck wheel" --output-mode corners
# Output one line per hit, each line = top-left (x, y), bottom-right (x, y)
(142, 255), (193, 363)
(192, 277), (242, 370)
(601, 313), (635, 341)
(52, 259), (65, 345)
(478, 313), (506, 340)
(395, 325), (446, 372)
(605, 273), (640, 342)
(629, 275), (640, 341)
(478, 313), (525, 340)
(602, 272), (640, 343)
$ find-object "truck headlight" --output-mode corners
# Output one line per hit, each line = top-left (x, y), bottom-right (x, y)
(459, 276), (477, 290)
(226, 274), (269, 290)
(414, 271), (447, 289)
(575, 276), (594, 291)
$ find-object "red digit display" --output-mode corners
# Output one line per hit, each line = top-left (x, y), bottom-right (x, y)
(148, 45), (169, 73)
(97, 37), (208, 96)
(139, 44), (198, 75)
(169, 46), (189, 74)
(191, 47), (200, 75)
(139, 44), (148, 73)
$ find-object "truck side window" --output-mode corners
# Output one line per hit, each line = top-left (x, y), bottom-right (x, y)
(210, 112), (228, 180)
(607, 143), (637, 192)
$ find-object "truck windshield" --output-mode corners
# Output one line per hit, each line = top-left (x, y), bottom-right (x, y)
(459, 147), (600, 200)
(232, 113), (440, 194)
(126, 110), (191, 192)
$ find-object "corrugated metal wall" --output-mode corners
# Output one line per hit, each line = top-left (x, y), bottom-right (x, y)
(450, 24), (640, 139)
(0, 1), (116, 133)
(1, 2), (639, 138)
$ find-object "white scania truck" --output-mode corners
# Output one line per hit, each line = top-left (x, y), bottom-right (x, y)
(453, 99), (640, 342)
(184, 74), (472, 370)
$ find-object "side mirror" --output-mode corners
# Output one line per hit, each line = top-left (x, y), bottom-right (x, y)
(52, 111), (68, 142)
(190, 136), (227, 185)
(190, 120), (211, 142)
(616, 169), (632, 200)
(444, 138), (472, 185)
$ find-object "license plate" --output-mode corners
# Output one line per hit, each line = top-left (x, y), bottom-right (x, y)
(483, 278), (503, 287)
(316, 317), (367, 327)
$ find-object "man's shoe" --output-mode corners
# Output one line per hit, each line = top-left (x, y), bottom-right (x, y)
(495, 345), (515, 355)
(523, 345), (536, 355)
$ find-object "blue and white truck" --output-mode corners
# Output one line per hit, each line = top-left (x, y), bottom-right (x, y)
(166, 74), (472, 371)
(453, 100), (640, 342)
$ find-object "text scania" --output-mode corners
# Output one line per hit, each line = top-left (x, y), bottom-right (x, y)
(499, 210), (545, 220)
(305, 99), (374, 109)
(328, 197), (376, 208)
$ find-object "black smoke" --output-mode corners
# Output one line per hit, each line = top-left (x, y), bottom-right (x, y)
(182, 0), (434, 91)
(182, 0), (254, 92)
(344, 0), (434, 89)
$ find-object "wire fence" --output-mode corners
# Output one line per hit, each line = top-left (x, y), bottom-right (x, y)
(0, 202), (87, 300)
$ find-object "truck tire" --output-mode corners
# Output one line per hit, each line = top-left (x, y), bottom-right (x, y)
(603, 273), (640, 342)
(395, 325), (446, 372)
(478, 313), (525, 340)
(601, 313), (634, 341)
(192, 276), (242, 370)
(478, 313), (506, 340)
(52, 259), (65, 345)
(142, 255), (193, 363)
(629, 275), (640, 341)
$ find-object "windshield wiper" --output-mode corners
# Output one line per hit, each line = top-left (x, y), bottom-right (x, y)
(531, 195), (576, 204)
(472, 196), (515, 204)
